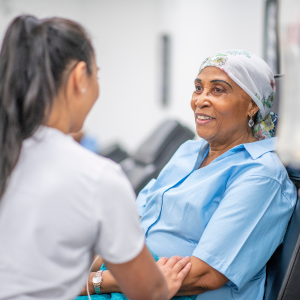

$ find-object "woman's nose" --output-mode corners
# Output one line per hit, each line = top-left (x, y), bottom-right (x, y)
(194, 94), (204, 107)
(194, 93), (210, 108)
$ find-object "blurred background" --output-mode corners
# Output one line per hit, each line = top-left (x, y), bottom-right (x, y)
(4, 0), (300, 194)
(0, 0), (267, 152)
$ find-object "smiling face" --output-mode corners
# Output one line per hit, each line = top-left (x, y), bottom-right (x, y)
(191, 66), (258, 145)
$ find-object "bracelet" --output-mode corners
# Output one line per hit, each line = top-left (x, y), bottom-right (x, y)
(92, 270), (103, 294)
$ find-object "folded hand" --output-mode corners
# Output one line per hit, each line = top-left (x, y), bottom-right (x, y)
(157, 256), (191, 299)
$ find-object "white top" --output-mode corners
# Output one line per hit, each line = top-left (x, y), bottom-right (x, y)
(0, 126), (145, 300)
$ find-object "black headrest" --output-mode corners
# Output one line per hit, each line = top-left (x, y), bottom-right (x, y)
(133, 120), (194, 165)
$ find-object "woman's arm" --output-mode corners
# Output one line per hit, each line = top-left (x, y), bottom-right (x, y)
(90, 256), (104, 272)
(82, 255), (227, 297)
(81, 245), (191, 300)
(81, 270), (122, 295)
(176, 256), (228, 296)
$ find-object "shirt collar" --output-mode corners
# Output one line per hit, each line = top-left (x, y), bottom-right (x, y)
(243, 137), (277, 159)
(23, 125), (72, 148)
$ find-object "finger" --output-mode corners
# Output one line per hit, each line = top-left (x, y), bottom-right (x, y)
(177, 262), (192, 281)
(157, 257), (169, 266)
(165, 255), (184, 268)
(172, 256), (190, 273)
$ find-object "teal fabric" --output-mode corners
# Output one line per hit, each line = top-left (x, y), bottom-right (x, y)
(75, 250), (196, 300)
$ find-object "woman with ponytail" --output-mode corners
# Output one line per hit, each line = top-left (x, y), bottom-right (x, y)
(0, 15), (190, 300)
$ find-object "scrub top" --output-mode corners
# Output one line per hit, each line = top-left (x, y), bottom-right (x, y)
(137, 138), (297, 300)
(0, 126), (144, 300)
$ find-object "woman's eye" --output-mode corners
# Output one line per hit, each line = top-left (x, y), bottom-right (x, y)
(195, 86), (202, 92)
(214, 87), (224, 93)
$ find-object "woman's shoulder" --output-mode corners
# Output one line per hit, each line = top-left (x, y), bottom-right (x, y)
(242, 138), (285, 181)
(232, 138), (296, 202)
(60, 136), (122, 181)
(253, 149), (295, 194)
(26, 126), (122, 184)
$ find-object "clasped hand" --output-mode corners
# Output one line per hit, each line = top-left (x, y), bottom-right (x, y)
(157, 256), (191, 299)
(80, 255), (191, 300)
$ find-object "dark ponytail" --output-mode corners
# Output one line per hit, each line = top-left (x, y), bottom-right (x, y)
(0, 15), (94, 199)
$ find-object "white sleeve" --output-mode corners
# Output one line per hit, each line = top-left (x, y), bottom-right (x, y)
(92, 162), (145, 264)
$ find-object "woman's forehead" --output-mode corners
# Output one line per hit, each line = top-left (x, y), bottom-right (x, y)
(197, 66), (230, 81)
(196, 66), (239, 88)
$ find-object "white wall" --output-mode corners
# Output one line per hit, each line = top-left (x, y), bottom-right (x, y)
(0, 0), (265, 152)
(159, 0), (265, 131)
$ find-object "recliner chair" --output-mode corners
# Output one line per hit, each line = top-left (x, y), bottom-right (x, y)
(120, 120), (195, 195)
(264, 175), (300, 300)
(264, 75), (300, 300)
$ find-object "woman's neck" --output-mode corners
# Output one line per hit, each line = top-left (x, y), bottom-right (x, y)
(200, 131), (256, 168)
(45, 97), (72, 134)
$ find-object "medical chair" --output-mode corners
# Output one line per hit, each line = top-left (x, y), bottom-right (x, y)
(264, 173), (300, 300)
(120, 120), (195, 195)
(100, 143), (129, 164)
(264, 75), (300, 300)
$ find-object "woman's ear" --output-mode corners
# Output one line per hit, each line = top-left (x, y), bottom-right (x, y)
(69, 61), (88, 95)
(248, 101), (259, 117)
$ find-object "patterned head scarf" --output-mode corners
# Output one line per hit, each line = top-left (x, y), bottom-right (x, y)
(198, 49), (277, 140)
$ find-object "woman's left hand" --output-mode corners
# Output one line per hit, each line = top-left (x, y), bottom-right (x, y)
(157, 256), (191, 299)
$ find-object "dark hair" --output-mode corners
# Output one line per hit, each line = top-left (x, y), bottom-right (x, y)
(0, 15), (94, 198)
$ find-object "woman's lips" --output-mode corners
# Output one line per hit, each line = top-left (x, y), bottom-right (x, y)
(195, 114), (215, 125)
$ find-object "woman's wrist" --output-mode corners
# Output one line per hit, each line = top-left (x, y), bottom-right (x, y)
(82, 269), (121, 295)
(100, 270), (121, 294)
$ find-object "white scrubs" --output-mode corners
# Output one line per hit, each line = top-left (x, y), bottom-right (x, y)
(0, 126), (144, 300)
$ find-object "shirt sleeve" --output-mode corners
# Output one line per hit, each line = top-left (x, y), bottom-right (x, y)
(93, 162), (145, 264)
(192, 174), (296, 291)
(136, 179), (156, 217)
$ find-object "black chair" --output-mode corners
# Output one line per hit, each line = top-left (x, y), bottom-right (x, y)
(120, 120), (195, 195)
(264, 172), (300, 300)
(264, 75), (300, 300)
(100, 143), (129, 164)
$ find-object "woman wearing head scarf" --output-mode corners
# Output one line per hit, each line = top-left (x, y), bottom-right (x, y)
(82, 50), (297, 300)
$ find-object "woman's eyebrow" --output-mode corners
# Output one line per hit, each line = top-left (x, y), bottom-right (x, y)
(210, 79), (233, 90)
(194, 78), (201, 83)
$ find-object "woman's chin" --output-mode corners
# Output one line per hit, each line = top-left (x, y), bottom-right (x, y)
(195, 127), (215, 141)
(196, 132), (209, 141)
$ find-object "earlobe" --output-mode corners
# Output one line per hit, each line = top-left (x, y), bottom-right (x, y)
(72, 61), (88, 94)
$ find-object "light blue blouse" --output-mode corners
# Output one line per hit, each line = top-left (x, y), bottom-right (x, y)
(137, 138), (297, 300)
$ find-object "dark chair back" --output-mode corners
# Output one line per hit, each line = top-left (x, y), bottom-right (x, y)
(264, 178), (300, 299)
(120, 120), (195, 195)
(264, 73), (300, 299)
